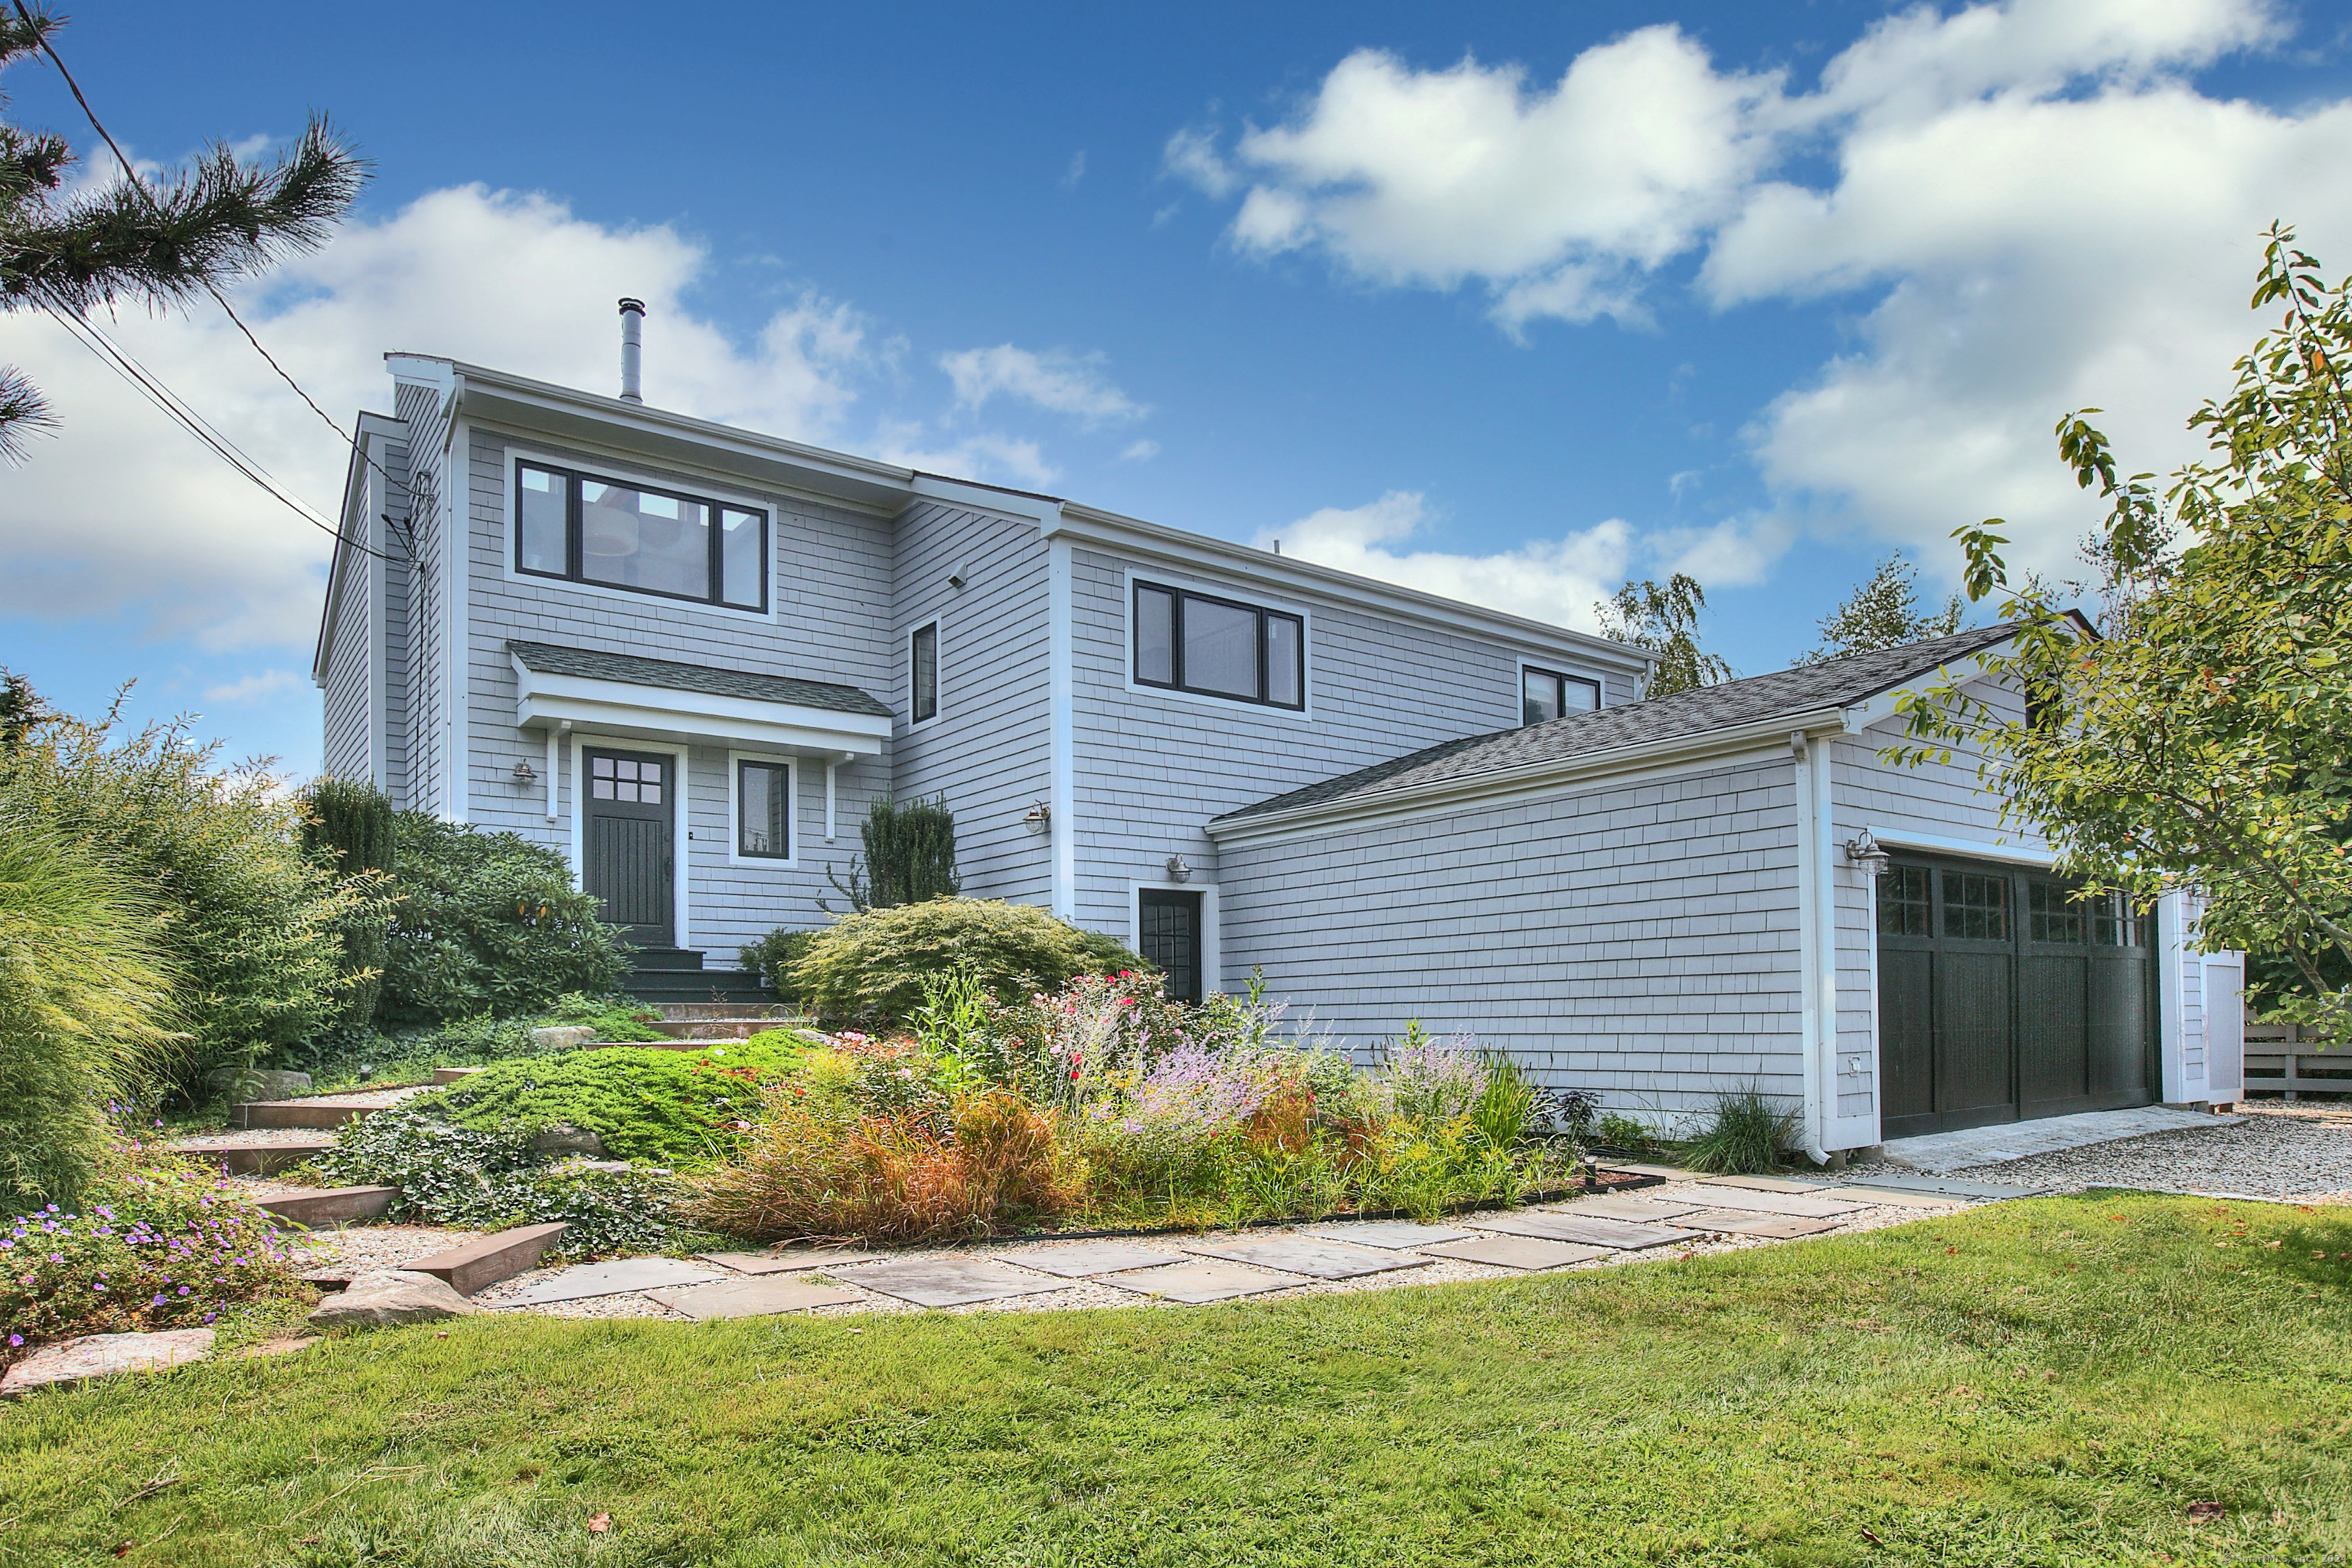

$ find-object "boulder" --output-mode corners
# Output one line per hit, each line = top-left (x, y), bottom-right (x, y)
(530, 1025), (596, 1052)
(531, 1123), (605, 1156)
(204, 1067), (314, 1104)
(307, 1269), (480, 1330)
(1, 1328), (215, 1399)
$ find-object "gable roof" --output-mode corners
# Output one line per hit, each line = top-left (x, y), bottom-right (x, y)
(1214, 624), (2017, 825)
(505, 640), (893, 718)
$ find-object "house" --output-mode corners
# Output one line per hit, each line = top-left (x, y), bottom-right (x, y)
(315, 312), (2241, 1158)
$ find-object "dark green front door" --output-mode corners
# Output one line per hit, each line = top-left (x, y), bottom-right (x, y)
(1877, 854), (2158, 1139)
(583, 747), (674, 948)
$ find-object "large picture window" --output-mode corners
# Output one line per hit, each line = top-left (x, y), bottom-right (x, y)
(1132, 581), (1305, 710)
(1521, 665), (1601, 727)
(736, 760), (790, 860)
(515, 459), (767, 612)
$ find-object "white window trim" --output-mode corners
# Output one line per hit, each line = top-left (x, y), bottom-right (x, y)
(568, 731), (691, 949)
(1514, 656), (1608, 725)
(726, 750), (799, 868)
(1119, 566), (1315, 723)
(501, 444), (779, 623)
(1128, 880), (1220, 998)
(906, 619), (942, 731)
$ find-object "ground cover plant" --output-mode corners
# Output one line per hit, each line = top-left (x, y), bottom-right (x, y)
(2, 1193), (2346, 1565)
(280, 994), (670, 1096)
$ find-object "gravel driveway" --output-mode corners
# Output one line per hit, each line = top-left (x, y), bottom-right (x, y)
(1936, 1102), (2352, 1203)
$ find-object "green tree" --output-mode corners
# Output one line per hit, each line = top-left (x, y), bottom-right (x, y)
(1890, 224), (2352, 1037)
(1, 5), (364, 459)
(298, 777), (396, 1027)
(824, 794), (961, 913)
(1803, 554), (1965, 662)
(1596, 573), (1733, 697)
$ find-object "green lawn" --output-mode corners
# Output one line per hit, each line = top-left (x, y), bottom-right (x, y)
(4, 1192), (2349, 1566)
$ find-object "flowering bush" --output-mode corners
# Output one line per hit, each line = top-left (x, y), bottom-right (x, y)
(2, 1147), (312, 1358)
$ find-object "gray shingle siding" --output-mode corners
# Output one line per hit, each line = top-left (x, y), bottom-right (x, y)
(393, 378), (452, 816)
(890, 501), (1054, 906)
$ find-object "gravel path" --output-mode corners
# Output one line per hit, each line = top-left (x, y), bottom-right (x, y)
(1929, 1102), (2352, 1203)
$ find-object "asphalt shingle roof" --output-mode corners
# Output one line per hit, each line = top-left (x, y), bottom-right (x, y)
(1217, 624), (2015, 824)
(507, 640), (894, 718)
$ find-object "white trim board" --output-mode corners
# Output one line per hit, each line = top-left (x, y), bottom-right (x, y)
(1866, 828), (2056, 867)
(1129, 880), (1222, 998)
(568, 731), (692, 951)
(511, 653), (890, 757)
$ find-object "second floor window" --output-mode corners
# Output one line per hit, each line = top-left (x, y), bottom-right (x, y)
(910, 622), (939, 724)
(1522, 666), (1601, 726)
(516, 460), (767, 612)
(1133, 580), (1305, 710)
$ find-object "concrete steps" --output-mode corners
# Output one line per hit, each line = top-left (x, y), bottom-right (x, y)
(406, 1223), (570, 1295)
(176, 1139), (332, 1175)
(258, 1185), (399, 1228)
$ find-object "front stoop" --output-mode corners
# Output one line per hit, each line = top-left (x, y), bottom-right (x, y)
(406, 1223), (570, 1295)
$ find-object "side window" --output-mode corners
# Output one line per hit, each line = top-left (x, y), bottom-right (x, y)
(1131, 580), (1305, 710)
(737, 760), (789, 859)
(910, 622), (939, 724)
(1522, 665), (1602, 727)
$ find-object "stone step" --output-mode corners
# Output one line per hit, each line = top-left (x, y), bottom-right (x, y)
(404, 1222), (570, 1295)
(258, 1185), (399, 1228)
(651, 1018), (799, 1040)
(235, 1099), (391, 1131)
(175, 1140), (332, 1176)
(655, 1002), (799, 1023)
(431, 1067), (483, 1085)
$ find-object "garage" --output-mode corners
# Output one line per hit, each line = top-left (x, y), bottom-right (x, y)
(1876, 853), (2160, 1138)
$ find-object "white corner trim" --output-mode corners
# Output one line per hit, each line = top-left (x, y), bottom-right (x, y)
(1118, 565), (1316, 723)
(1866, 828), (2056, 867)
(543, 727), (559, 821)
(1128, 880), (1221, 997)
(724, 749), (799, 868)
(568, 731), (691, 950)
(2158, 889), (2192, 1102)
(825, 758), (840, 842)
(1048, 531), (1077, 919)
(1792, 733), (1830, 1161)
(447, 414), (471, 823)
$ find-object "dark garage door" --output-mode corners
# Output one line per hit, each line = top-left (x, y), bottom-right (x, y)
(1877, 854), (2158, 1139)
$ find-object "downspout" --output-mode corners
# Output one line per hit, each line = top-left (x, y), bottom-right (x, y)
(1790, 730), (1833, 1165)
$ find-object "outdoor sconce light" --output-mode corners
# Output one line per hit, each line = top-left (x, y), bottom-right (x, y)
(1165, 854), (1192, 884)
(1023, 802), (1052, 835)
(510, 760), (539, 786)
(1844, 831), (1891, 878)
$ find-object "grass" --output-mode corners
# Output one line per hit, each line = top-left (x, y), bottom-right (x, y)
(2, 1192), (2349, 1566)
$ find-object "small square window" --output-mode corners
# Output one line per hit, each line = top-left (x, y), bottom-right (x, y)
(1522, 666), (1602, 727)
(737, 760), (789, 859)
(910, 622), (939, 724)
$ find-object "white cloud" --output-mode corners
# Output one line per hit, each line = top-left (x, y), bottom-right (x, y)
(1119, 439), (1160, 462)
(1162, 126), (1240, 198)
(870, 421), (1059, 490)
(938, 344), (1147, 425)
(1182, 0), (2352, 579)
(0, 184), (880, 650)
(201, 669), (305, 704)
(1060, 150), (1087, 191)
(1257, 491), (1630, 631)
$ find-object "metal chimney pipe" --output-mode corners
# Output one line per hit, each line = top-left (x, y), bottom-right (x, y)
(617, 297), (645, 403)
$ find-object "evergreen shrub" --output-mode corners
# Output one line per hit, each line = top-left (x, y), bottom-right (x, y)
(793, 897), (1148, 1025)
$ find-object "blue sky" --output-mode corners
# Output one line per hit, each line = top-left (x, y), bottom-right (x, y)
(3, 0), (2349, 776)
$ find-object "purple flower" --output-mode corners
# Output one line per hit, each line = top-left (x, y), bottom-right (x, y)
(7, 1334), (20, 1347)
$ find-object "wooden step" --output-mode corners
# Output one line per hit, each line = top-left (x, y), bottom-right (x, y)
(258, 1185), (398, 1228)
(404, 1223), (570, 1295)
(175, 1140), (332, 1175)
(235, 1099), (392, 1131)
(431, 1067), (483, 1085)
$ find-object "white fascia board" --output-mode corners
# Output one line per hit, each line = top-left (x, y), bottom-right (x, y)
(908, 473), (1060, 521)
(1047, 503), (1655, 675)
(385, 354), (455, 408)
(1865, 828), (2054, 867)
(511, 659), (890, 756)
(1206, 707), (1849, 847)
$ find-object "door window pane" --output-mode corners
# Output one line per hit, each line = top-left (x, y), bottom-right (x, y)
(1135, 586), (1174, 684)
(518, 465), (569, 575)
(1942, 871), (2009, 940)
(1877, 864), (1930, 936)
(2029, 880), (2085, 944)
(911, 622), (939, 723)
(737, 760), (789, 858)
(720, 508), (764, 608)
(2092, 893), (2148, 948)
(1266, 613), (1303, 707)
(1184, 596), (1259, 699)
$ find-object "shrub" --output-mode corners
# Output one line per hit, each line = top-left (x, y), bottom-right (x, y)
(794, 898), (1146, 1024)
(378, 813), (631, 1027)
(825, 793), (960, 912)
(0, 694), (357, 1089)
(740, 927), (813, 1000)
(2, 1145), (312, 1357)
(1592, 1111), (1661, 1155)
(298, 777), (396, 1027)
(1682, 1088), (1801, 1175)
(0, 814), (180, 1211)
(1377, 1021), (1490, 1123)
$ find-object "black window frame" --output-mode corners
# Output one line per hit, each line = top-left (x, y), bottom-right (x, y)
(1521, 665), (1603, 727)
(910, 622), (939, 724)
(1130, 580), (1306, 711)
(514, 458), (769, 613)
(734, 758), (792, 861)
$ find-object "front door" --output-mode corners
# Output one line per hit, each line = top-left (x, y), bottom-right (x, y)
(583, 747), (674, 947)
(1138, 889), (1204, 1003)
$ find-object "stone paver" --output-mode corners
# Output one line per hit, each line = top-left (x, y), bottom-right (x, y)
(1702, 1174), (1833, 1194)
(1547, 1194), (1704, 1222)
(646, 1276), (860, 1320)
(1, 1329), (214, 1398)
(1843, 1172), (2047, 1200)
(830, 1257), (1069, 1308)
(1182, 1233), (1432, 1280)
(1302, 1220), (1472, 1250)
(506, 1258), (724, 1305)
(1669, 1188), (1861, 1220)
(1677, 1209), (1844, 1240)
(1824, 1184), (1970, 1210)
(1877, 1106), (2242, 1175)
(1102, 1261), (1299, 1303)
(1467, 1210), (1696, 1250)
(994, 1242), (1187, 1278)
(1417, 1234), (1606, 1272)
(696, 1249), (880, 1276)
